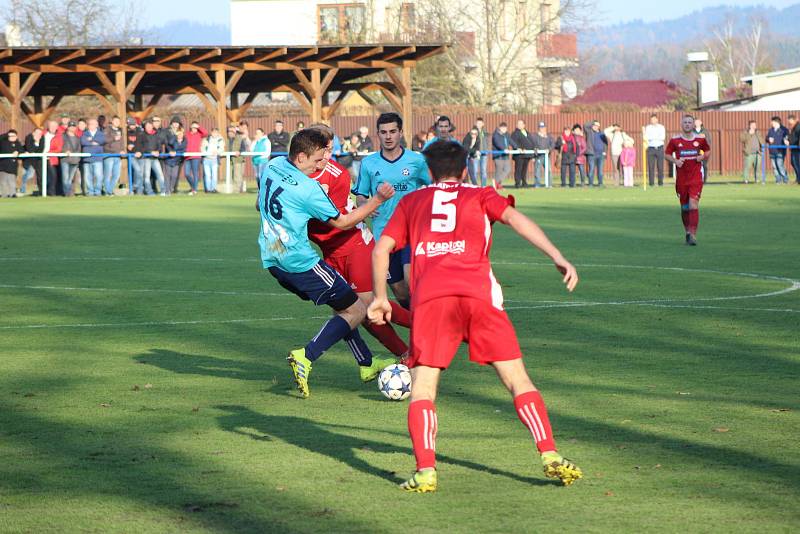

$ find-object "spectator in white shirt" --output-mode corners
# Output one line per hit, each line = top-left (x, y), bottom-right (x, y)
(644, 114), (666, 186)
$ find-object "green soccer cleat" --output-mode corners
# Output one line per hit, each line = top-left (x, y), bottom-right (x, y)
(287, 348), (312, 398)
(542, 452), (583, 486)
(400, 469), (437, 493)
(359, 356), (397, 383)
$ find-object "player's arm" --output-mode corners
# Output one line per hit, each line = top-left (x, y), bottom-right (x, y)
(663, 141), (682, 167)
(367, 234), (396, 325)
(328, 182), (394, 230)
(499, 206), (578, 292)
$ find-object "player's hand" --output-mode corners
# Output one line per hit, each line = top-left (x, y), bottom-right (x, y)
(376, 182), (395, 202)
(367, 297), (392, 325)
(675, 159), (684, 168)
(553, 256), (578, 292)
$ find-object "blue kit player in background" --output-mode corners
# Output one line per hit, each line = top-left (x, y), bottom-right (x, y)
(353, 112), (429, 308)
(258, 128), (395, 398)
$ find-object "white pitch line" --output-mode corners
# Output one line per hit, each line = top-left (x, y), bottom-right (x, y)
(0, 315), (330, 331)
(0, 284), (289, 298)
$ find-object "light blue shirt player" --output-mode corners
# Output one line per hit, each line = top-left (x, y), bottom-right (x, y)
(257, 156), (340, 273)
(352, 148), (430, 241)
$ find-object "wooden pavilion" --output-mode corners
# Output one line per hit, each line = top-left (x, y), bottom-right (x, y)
(0, 44), (445, 143)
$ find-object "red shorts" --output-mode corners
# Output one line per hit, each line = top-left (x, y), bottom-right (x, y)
(324, 239), (374, 294)
(407, 296), (522, 369)
(676, 179), (703, 205)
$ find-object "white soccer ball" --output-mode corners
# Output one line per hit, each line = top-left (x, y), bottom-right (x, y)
(377, 364), (412, 401)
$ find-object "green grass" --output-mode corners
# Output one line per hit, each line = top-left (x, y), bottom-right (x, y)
(0, 184), (798, 533)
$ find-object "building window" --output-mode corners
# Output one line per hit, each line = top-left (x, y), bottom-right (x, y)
(540, 2), (552, 33)
(318, 4), (366, 43)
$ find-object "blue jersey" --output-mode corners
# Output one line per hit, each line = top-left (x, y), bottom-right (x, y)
(257, 156), (340, 273)
(352, 148), (430, 240)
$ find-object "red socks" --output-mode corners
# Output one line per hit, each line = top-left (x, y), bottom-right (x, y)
(390, 301), (411, 328)
(408, 400), (437, 470)
(363, 321), (408, 357)
(687, 209), (699, 235)
(514, 390), (556, 453)
(682, 208), (699, 234)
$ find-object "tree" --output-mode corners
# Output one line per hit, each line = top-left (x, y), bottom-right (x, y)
(705, 15), (772, 90)
(407, 0), (594, 111)
(2, 0), (144, 46)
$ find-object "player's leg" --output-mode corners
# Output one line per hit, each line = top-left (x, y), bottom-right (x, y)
(686, 195), (700, 245)
(388, 248), (411, 309)
(399, 297), (464, 493)
(492, 359), (582, 485)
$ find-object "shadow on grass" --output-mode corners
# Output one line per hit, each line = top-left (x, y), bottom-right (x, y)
(214, 404), (550, 487)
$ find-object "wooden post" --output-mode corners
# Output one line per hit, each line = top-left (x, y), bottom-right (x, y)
(9, 73), (20, 131)
(215, 69), (229, 191)
(401, 66), (413, 147)
(311, 68), (322, 123)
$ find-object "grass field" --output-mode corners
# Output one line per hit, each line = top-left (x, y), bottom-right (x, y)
(1, 184), (798, 533)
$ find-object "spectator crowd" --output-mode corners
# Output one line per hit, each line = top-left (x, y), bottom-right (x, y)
(1, 113), (799, 199)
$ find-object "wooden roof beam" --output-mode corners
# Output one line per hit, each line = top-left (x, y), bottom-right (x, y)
(53, 48), (86, 65)
(286, 47), (318, 62)
(317, 47), (349, 62)
(221, 47), (255, 63)
(87, 48), (121, 64)
(19, 73), (41, 99)
(196, 70), (221, 101)
(320, 68), (339, 94)
(351, 46), (383, 61)
(121, 48), (156, 64)
(253, 47), (287, 63)
(0, 50), (13, 61)
(18, 49), (49, 65)
(155, 48), (191, 64)
(188, 48), (222, 64)
(381, 46), (416, 61)
(95, 71), (121, 101)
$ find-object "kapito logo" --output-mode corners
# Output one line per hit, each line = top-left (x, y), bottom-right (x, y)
(415, 240), (466, 258)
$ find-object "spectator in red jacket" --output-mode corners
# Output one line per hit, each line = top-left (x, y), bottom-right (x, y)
(184, 121), (207, 194)
(44, 120), (64, 196)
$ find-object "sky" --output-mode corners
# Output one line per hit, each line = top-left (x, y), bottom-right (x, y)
(135, 0), (797, 27)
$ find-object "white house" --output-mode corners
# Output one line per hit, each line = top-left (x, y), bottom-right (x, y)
(700, 67), (800, 111)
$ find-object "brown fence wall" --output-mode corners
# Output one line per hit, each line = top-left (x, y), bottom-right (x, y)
(3, 110), (798, 177)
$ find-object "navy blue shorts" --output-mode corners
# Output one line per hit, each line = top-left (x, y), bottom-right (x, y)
(269, 261), (358, 311)
(388, 245), (412, 285)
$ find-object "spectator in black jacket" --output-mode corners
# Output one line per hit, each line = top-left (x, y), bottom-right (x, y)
(766, 116), (790, 184)
(492, 122), (515, 188)
(134, 120), (165, 195)
(463, 127), (483, 186)
(268, 120), (290, 158)
(21, 127), (44, 195)
(555, 126), (578, 188)
(788, 114), (800, 184)
(126, 118), (144, 194)
(0, 129), (22, 197)
(511, 120), (534, 188)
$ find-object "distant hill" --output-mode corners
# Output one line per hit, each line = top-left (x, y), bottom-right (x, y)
(145, 20), (230, 46)
(576, 3), (800, 90)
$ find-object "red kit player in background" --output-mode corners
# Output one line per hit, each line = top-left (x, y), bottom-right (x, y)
(665, 115), (710, 246)
(306, 124), (412, 381)
(368, 140), (583, 492)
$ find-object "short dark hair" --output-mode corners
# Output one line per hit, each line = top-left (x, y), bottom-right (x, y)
(377, 112), (403, 131)
(650, 113), (658, 119)
(436, 115), (451, 126)
(307, 123), (334, 142)
(7, 129), (18, 135)
(498, 121), (508, 128)
(771, 116), (782, 123)
(788, 114), (797, 121)
(422, 140), (467, 182)
(275, 120), (283, 125)
(476, 117), (485, 122)
(748, 119), (757, 126)
(289, 128), (328, 161)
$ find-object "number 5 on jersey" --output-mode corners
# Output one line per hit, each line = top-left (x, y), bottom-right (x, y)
(431, 190), (458, 232)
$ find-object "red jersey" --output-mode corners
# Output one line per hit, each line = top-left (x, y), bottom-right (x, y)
(308, 159), (372, 258)
(382, 182), (512, 309)
(666, 135), (710, 184)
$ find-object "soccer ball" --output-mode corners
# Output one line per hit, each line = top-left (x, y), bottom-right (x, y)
(377, 364), (412, 400)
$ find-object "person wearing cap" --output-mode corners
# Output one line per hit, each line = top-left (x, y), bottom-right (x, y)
(80, 118), (105, 196)
(102, 116), (125, 195)
(532, 121), (554, 188)
(60, 121), (82, 196)
(491, 122), (514, 188)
